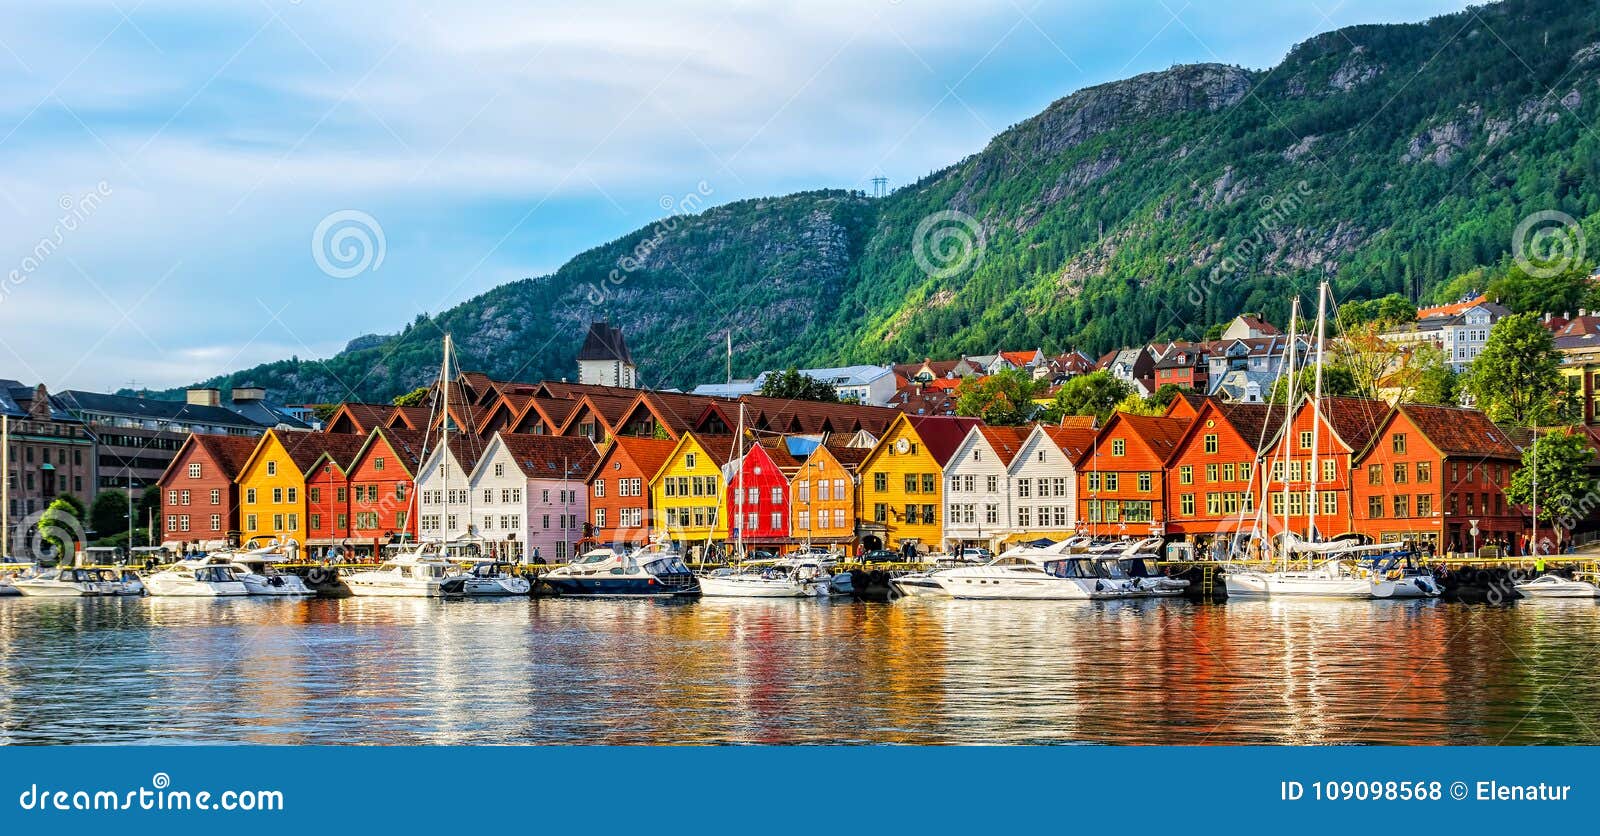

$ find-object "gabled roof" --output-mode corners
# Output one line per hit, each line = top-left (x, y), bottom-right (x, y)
(906, 414), (984, 467)
(156, 433), (260, 486)
(975, 425), (1030, 467)
(803, 443), (871, 472)
(1055, 415), (1096, 430)
(1311, 395), (1391, 454)
(736, 394), (899, 436)
(1359, 404), (1522, 461)
(560, 393), (640, 436)
(590, 435), (678, 483)
(349, 426), (429, 477)
(998, 350), (1042, 367)
(521, 395), (579, 432)
(748, 436), (801, 473)
(421, 434), (490, 476)
(1040, 425), (1099, 462)
(1165, 400), (1284, 465)
(492, 433), (599, 480)
(303, 431), (370, 476)
(323, 402), (395, 434)
(1078, 412), (1189, 469)
(388, 405), (434, 431)
(629, 391), (723, 438)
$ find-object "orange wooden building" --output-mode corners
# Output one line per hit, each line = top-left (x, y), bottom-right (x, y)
(1162, 400), (1282, 549)
(1075, 411), (1190, 538)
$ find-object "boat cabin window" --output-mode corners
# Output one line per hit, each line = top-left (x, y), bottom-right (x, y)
(195, 566), (234, 582)
(1097, 559), (1129, 579)
(643, 557), (691, 576)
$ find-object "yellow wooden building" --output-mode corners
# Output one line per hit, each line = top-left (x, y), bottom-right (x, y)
(854, 413), (981, 555)
(649, 432), (736, 556)
(234, 430), (332, 546)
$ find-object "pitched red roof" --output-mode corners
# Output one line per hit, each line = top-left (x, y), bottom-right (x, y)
(159, 433), (260, 486)
(388, 405), (433, 431)
(1316, 396), (1391, 453)
(355, 426), (429, 476)
(599, 435), (678, 482)
(497, 433), (599, 479)
(736, 395), (898, 436)
(1396, 404), (1521, 459)
(977, 426), (1030, 466)
(907, 415), (984, 467)
(1211, 401), (1285, 453)
(1041, 425), (1098, 461)
(325, 402), (394, 434)
(1114, 412), (1191, 459)
(1416, 294), (1486, 319)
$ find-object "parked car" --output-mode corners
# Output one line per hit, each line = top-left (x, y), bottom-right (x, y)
(860, 549), (901, 564)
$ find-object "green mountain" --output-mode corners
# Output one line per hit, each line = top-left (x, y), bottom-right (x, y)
(146, 0), (1600, 404)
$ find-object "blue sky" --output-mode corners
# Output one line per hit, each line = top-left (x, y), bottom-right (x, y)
(0, 0), (1472, 392)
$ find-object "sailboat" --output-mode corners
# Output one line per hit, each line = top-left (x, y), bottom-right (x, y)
(1224, 282), (1439, 599)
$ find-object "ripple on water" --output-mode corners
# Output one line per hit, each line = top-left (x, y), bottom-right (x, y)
(0, 595), (1597, 744)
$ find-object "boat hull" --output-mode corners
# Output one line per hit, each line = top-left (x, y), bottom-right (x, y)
(542, 575), (698, 597)
(144, 579), (249, 597)
(889, 576), (949, 598)
(345, 578), (445, 597)
(1223, 571), (1374, 599)
(13, 582), (102, 597)
(698, 575), (825, 598)
(1515, 577), (1600, 599)
(935, 576), (1097, 600)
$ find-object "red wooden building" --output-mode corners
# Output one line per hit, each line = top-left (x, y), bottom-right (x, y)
(1259, 395), (1389, 541)
(345, 426), (427, 551)
(726, 438), (800, 550)
(1162, 400), (1283, 550)
(586, 435), (676, 548)
(303, 433), (368, 554)
(1075, 411), (1190, 538)
(156, 434), (260, 547)
(1350, 403), (1523, 554)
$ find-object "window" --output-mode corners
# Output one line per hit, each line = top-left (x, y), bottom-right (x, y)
(494, 463), (504, 477)
(1393, 462), (1408, 484)
(246, 488), (257, 504)
(1178, 465), (1192, 485)
(272, 487), (283, 504)
(1392, 434), (1407, 454)
(1017, 506), (1031, 527)
(922, 504), (936, 524)
(272, 513), (284, 530)
(1321, 492), (1336, 515)
(266, 461), (277, 476)
(1087, 472), (1099, 492)
(1322, 460), (1335, 482)
(1299, 431), (1312, 450)
(1393, 495), (1410, 518)
(1103, 473), (1118, 492)
(594, 480), (605, 497)
(1417, 494), (1433, 516)
(188, 463), (201, 479)
(905, 474), (918, 493)
(210, 514), (221, 531)
(1017, 478), (1031, 498)
(337, 487), (346, 502)
(1368, 496), (1383, 518)
(1206, 464), (1218, 483)
(1417, 462), (1431, 483)
(1222, 463), (1235, 482)
(874, 503), (886, 522)
(986, 475), (998, 493)
(167, 489), (178, 506)
(483, 489), (494, 505)
(685, 453), (696, 469)
(1111, 439), (1126, 456)
(770, 512), (782, 530)
(873, 472), (886, 491)
(985, 504), (998, 524)
(1138, 472), (1151, 492)
(1203, 434), (1218, 454)
(1180, 493), (1195, 516)
(1368, 464), (1382, 485)
(923, 474), (936, 493)
(375, 457), (385, 471)
(310, 487), (322, 504)
(310, 513), (322, 531)
(834, 509), (845, 529)
(798, 510), (810, 531)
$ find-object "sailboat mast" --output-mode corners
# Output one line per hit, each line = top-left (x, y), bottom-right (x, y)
(1307, 282), (1327, 543)
(1, 414), (8, 559)
(1280, 298), (1300, 560)
(441, 335), (452, 540)
(735, 402), (745, 559)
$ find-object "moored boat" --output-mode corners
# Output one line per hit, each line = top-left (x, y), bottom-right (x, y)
(144, 561), (249, 597)
(542, 544), (698, 597)
(12, 567), (112, 597)
(1514, 573), (1600, 599)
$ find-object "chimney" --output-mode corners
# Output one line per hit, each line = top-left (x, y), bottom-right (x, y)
(186, 387), (221, 407)
(230, 386), (266, 403)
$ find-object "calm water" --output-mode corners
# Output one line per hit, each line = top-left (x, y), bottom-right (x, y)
(1, 595), (1597, 745)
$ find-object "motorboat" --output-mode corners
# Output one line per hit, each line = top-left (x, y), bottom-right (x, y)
(93, 567), (146, 596)
(541, 544), (699, 597)
(1113, 540), (1189, 597)
(699, 557), (831, 598)
(143, 561), (249, 597)
(1514, 573), (1600, 599)
(344, 545), (467, 598)
(1362, 551), (1441, 599)
(929, 555), (1116, 600)
(439, 559), (531, 597)
(12, 567), (113, 597)
(206, 545), (313, 596)
(1, 560), (35, 596)
(887, 571), (949, 598)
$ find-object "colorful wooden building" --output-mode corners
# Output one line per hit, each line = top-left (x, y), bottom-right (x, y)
(1259, 395), (1389, 541)
(343, 426), (426, 553)
(1350, 403), (1523, 553)
(588, 436), (676, 549)
(943, 425), (1029, 551)
(156, 433), (260, 546)
(470, 432), (597, 561)
(1006, 423), (1097, 543)
(650, 432), (738, 557)
(1161, 400), (1281, 551)
(854, 414), (981, 555)
(790, 444), (869, 549)
(301, 433), (367, 554)
(726, 438), (799, 550)
(1074, 412), (1190, 538)
(234, 429), (332, 546)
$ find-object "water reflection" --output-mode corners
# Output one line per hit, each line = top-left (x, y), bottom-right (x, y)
(0, 596), (1596, 745)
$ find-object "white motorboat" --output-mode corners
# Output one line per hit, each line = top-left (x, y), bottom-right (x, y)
(542, 544), (699, 597)
(699, 557), (831, 598)
(344, 546), (467, 598)
(930, 554), (1117, 600)
(12, 567), (113, 597)
(1110, 539), (1189, 597)
(888, 571), (949, 598)
(94, 567), (146, 596)
(1515, 573), (1600, 599)
(440, 559), (531, 597)
(207, 546), (313, 596)
(143, 561), (249, 597)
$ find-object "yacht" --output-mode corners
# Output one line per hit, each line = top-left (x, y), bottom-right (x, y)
(344, 546), (467, 598)
(1113, 540), (1189, 597)
(440, 559), (531, 597)
(888, 570), (947, 598)
(929, 554), (1116, 600)
(143, 561), (249, 597)
(542, 544), (699, 597)
(208, 547), (314, 596)
(1223, 559), (1376, 599)
(12, 567), (114, 597)
(1514, 573), (1600, 599)
(0, 562), (23, 596)
(95, 567), (146, 596)
(1363, 550), (1442, 599)
(699, 557), (832, 598)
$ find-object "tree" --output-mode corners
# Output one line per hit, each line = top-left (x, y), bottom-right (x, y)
(90, 489), (129, 539)
(1406, 343), (1460, 406)
(37, 495), (86, 561)
(1337, 293), (1416, 330)
(392, 386), (430, 407)
(1464, 313), (1578, 426)
(757, 367), (839, 402)
(954, 369), (1046, 425)
(1203, 323), (1225, 340)
(1113, 391), (1163, 416)
(1147, 383), (1186, 410)
(1268, 364), (1360, 403)
(1485, 261), (1597, 315)
(1505, 428), (1596, 553)
(1042, 370), (1131, 423)
(310, 403), (341, 422)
